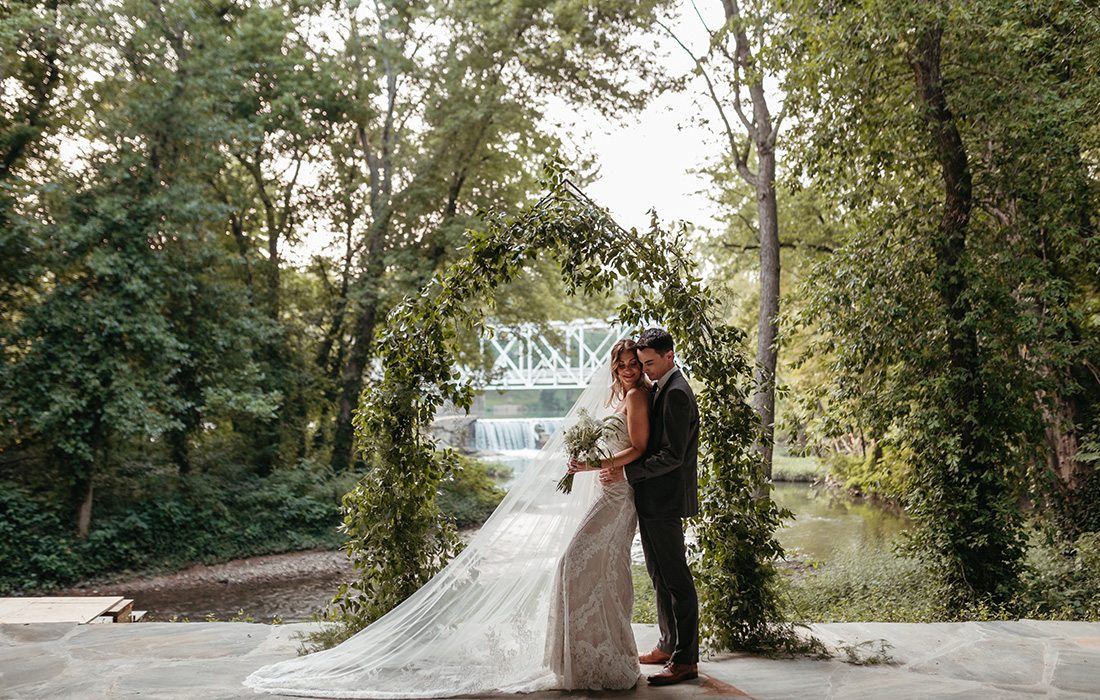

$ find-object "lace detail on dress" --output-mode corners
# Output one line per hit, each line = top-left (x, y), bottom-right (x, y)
(544, 412), (640, 690)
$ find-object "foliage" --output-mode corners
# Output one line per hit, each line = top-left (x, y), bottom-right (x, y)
(0, 0), (668, 562)
(782, 0), (1100, 610)
(335, 164), (789, 651)
(1016, 531), (1100, 620)
(770, 453), (828, 483)
(0, 462), (347, 595)
(782, 529), (1100, 624)
(631, 563), (657, 624)
(1048, 423), (1100, 538)
(782, 548), (943, 623)
(435, 454), (507, 529)
(825, 448), (911, 503)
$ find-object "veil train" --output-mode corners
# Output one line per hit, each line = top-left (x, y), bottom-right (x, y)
(244, 362), (616, 698)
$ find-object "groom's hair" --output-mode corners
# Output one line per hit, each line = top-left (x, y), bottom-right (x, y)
(636, 328), (674, 355)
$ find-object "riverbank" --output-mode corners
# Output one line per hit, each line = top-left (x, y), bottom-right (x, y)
(3, 620), (1098, 698)
(49, 549), (354, 623)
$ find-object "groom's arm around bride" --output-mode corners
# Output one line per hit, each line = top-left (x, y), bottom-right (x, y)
(599, 327), (700, 686)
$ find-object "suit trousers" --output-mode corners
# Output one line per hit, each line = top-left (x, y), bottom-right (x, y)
(638, 517), (699, 665)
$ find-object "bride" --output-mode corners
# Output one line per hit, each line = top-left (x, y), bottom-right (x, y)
(546, 338), (649, 689)
(245, 339), (649, 698)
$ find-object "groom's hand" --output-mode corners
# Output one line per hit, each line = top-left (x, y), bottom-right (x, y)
(599, 465), (625, 485)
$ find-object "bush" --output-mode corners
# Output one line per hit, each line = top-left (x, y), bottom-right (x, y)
(1048, 466), (1100, 539)
(825, 445), (910, 501)
(772, 453), (828, 482)
(1014, 531), (1100, 620)
(0, 452), (516, 596)
(436, 454), (507, 528)
(780, 526), (1100, 623)
(0, 485), (82, 590)
(781, 545), (943, 623)
(0, 461), (348, 595)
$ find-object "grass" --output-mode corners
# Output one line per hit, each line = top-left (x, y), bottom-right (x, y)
(780, 546), (943, 623)
(777, 529), (1100, 624)
(632, 563), (657, 624)
(772, 453), (829, 483)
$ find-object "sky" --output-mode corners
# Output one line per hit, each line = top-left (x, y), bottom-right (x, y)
(289, 4), (730, 264)
(561, 90), (723, 235)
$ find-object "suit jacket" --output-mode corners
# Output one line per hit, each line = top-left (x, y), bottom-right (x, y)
(624, 368), (699, 519)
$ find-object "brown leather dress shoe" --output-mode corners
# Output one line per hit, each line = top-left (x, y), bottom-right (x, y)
(638, 647), (672, 665)
(646, 662), (699, 686)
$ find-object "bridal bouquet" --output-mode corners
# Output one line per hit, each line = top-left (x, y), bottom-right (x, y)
(556, 409), (615, 494)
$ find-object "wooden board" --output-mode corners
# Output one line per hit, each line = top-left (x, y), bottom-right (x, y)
(107, 598), (133, 623)
(0, 597), (126, 624)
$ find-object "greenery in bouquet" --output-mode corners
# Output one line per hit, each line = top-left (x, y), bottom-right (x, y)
(557, 409), (617, 494)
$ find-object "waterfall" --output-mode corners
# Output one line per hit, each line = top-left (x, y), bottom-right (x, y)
(472, 417), (564, 452)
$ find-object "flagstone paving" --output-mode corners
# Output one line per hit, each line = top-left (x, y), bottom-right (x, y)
(1, 620), (1097, 699)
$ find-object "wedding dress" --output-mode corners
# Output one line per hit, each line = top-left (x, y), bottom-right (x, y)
(244, 362), (639, 698)
(545, 411), (640, 689)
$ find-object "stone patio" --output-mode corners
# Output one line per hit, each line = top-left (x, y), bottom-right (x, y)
(1, 620), (1097, 698)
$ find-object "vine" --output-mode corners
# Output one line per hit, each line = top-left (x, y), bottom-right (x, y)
(333, 163), (792, 651)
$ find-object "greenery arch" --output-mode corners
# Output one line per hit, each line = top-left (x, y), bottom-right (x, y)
(333, 164), (789, 651)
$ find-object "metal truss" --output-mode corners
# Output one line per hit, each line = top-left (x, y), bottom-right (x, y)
(473, 320), (622, 390)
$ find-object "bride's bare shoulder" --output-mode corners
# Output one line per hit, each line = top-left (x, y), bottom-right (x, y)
(624, 386), (651, 411)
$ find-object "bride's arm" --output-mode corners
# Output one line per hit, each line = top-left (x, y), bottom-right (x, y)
(598, 388), (649, 469)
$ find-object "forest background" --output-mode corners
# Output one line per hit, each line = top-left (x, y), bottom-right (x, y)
(1, 0), (1098, 624)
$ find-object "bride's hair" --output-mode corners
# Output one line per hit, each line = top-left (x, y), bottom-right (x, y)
(608, 338), (644, 406)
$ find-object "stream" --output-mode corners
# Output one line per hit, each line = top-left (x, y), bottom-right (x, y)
(65, 420), (908, 622)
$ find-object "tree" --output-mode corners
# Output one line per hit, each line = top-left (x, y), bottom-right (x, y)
(0, 0), (73, 312)
(0, 0), (292, 532)
(660, 1), (786, 477)
(318, 0), (676, 471)
(784, 0), (1100, 606)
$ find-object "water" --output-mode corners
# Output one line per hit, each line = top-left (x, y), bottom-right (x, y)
(474, 425), (911, 562)
(472, 417), (564, 484)
(772, 481), (910, 561)
(472, 417), (564, 452)
(104, 442), (907, 622)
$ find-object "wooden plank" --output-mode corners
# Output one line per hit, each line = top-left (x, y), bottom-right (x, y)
(0, 596), (125, 624)
(107, 599), (133, 623)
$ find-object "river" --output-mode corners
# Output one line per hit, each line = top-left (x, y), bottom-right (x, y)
(75, 419), (907, 622)
(772, 481), (909, 562)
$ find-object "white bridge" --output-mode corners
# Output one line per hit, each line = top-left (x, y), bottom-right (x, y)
(471, 320), (622, 390)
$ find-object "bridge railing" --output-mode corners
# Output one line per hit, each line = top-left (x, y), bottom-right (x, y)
(468, 320), (624, 390)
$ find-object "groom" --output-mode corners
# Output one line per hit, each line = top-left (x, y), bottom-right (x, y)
(600, 327), (699, 686)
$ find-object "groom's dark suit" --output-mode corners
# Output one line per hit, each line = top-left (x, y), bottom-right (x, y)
(624, 367), (699, 665)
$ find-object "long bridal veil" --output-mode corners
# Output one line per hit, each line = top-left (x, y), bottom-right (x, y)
(245, 363), (617, 698)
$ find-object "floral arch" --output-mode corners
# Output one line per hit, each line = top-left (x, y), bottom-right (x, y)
(334, 165), (789, 651)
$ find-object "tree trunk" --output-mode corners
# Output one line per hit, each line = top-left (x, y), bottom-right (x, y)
(753, 142), (780, 478)
(909, 23), (1016, 603)
(329, 211), (391, 473)
(69, 466), (94, 539)
(1039, 386), (1082, 488)
(722, 0), (781, 479)
(169, 428), (191, 475)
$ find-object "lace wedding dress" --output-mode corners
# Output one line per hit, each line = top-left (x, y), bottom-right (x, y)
(244, 363), (639, 699)
(545, 411), (640, 690)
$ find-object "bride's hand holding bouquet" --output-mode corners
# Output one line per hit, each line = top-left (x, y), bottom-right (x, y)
(556, 409), (615, 494)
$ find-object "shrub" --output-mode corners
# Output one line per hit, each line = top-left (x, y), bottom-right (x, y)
(436, 454), (507, 528)
(1014, 530), (1100, 620)
(771, 453), (828, 482)
(781, 545), (943, 623)
(0, 461), (348, 595)
(825, 445), (910, 502)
